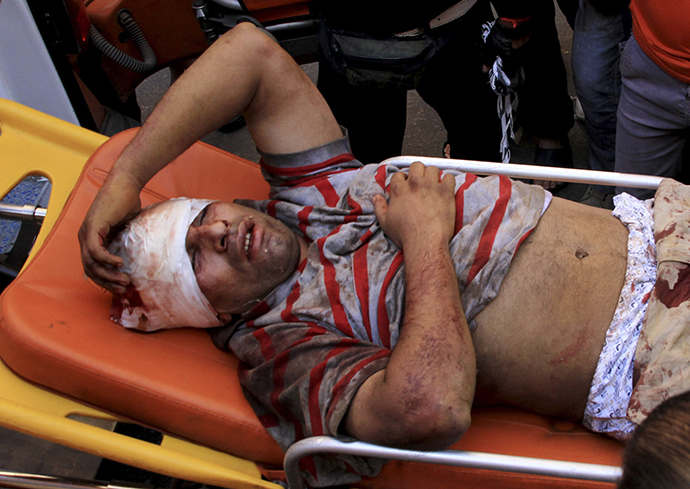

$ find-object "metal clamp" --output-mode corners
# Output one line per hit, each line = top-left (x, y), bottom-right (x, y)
(0, 204), (46, 223)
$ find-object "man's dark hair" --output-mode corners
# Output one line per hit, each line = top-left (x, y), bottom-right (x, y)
(618, 390), (690, 488)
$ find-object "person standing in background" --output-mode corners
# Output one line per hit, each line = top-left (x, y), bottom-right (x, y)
(316, 0), (503, 164)
(316, 0), (575, 184)
(571, 0), (631, 208)
(614, 0), (690, 200)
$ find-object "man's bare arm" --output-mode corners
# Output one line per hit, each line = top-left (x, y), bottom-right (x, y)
(345, 163), (476, 450)
(79, 22), (342, 292)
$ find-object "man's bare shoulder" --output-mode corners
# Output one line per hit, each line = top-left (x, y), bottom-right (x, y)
(472, 197), (630, 419)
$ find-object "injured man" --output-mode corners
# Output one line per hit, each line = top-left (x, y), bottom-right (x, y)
(79, 23), (690, 488)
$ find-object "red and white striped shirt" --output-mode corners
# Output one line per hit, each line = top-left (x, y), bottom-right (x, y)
(216, 135), (547, 486)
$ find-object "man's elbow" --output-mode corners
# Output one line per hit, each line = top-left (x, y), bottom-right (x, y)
(383, 398), (472, 451)
(347, 371), (475, 451)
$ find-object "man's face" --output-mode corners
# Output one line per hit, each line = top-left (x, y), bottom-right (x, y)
(185, 201), (304, 316)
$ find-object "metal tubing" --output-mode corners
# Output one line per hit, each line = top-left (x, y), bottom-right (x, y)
(283, 437), (623, 489)
(384, 156), (663, 190)
(209, 0), (243, 10)
(0, 262), (19, 279)
(0, 204), (46, 223)
(265, 20), (316, 33)
(0, 471), (138, 489)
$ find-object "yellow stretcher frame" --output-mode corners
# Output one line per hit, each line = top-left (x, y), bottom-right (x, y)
(0, 98), (281, 489)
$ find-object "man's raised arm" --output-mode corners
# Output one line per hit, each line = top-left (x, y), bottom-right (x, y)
(79, 22), (342, 293)
(345, 163), (477, 450)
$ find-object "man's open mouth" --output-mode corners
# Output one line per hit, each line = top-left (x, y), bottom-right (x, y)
(243, 224), (254, 259)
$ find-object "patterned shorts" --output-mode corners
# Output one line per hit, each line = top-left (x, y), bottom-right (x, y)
(582, 193), (657, 440)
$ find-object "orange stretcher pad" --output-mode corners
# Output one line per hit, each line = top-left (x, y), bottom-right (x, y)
(0, 126), (623, 488)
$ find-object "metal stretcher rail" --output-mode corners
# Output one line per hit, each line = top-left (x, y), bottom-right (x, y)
(284, 437), (624, 489)
(0, 471), (146, 489)
(385, 156), (664, 190)
(0, 158), (661, 226)
(0, 204), (46, 223)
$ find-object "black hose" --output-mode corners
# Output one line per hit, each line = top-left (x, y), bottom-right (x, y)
(89, 10), (157, 74)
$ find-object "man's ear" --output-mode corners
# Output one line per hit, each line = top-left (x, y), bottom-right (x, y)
(218, 312), (237, 325)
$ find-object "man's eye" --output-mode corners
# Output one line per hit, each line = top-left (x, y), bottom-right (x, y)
(196, 204), (210, 227)
(190, 204), (211, 274)
(192, 249), (199, 274)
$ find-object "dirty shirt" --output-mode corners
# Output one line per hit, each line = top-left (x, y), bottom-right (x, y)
(212, 135), (546, 487)
(628, 179), (690, 425)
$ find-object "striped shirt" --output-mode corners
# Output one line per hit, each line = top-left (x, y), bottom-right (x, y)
(216, 135), (547, 486)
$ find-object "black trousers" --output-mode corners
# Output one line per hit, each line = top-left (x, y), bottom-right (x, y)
(517, 0), (574, 142)
(317, 0), (502, 163)
(317, 0), (573, 164)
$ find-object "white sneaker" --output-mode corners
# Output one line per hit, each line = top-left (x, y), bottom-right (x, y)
(572, 96), (585, 122)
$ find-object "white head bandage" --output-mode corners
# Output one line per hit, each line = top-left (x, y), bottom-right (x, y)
(108, 198), (223, 332)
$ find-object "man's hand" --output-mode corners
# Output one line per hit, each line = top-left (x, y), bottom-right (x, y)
(373, 162), (456, 250)
(347, 163), (474, 450)
(79, 23), (344, 294)
(78, 175), (142, 294)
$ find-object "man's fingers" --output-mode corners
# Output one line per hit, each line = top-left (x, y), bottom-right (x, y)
(424, 164), (441, 183)
(86, 270), (127, 295)
(373, 193), (405, 249)
(92, 244), (124, 268)
(372, 194), (389, 225)
(405, 164), (453, 194)
(389, 170), (408, 186)
(82, 251), (128, 292)
(84, 258), (129, 294)
(82, 226), (124, 267)
(408, 161), (425, 173)
(406, 163), (445, 184)
(77, 176), (143, 295)
(442, 173), (456, 192)
(81, 228), (129, 294)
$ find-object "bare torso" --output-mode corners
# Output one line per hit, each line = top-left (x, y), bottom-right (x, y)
(471, 197), (629, 421)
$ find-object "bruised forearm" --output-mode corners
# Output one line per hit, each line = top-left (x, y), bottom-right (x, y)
(347, 235), (476, 450)
(346, 165), (474, 449)
(386, 236), (476, 446)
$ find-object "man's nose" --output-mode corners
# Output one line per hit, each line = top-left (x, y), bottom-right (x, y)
(194, 221), (229, 252)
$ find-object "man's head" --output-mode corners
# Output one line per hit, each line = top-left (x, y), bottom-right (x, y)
(618, 391), (690, 489)
(108, 197), (304, 331)
(185, 199), (305, 319)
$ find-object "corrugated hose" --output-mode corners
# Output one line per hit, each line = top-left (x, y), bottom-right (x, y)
(89, 10), (157, 74)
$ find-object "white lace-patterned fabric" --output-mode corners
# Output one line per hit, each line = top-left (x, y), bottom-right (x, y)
(583, 193), (657, 440)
